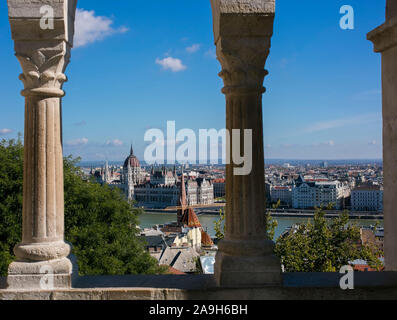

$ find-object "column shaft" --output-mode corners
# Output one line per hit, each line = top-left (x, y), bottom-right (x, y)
(210, 0), (281, 287)
(368, 2), (397, 271)
(226, 93), (265, 240)
(7, 0), (77, 290)
(23, 97), (63, 243)
(382, 46), (397, 270)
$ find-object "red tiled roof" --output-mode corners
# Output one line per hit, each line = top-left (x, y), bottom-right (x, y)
(181, 208), (202, 228)
(161, 265), (186, 275)
(201, 230), (214, 247)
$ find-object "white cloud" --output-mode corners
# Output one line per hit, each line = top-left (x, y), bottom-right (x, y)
(352, 89), (381, 101)
(305, 113), (380, 133)
(204, 48), (216, 59)
(368, 140), (377, 145)
(74, 9), (129, 48)
(0, 128), (12, 135)
(106, 139), (123, 147)
(186, 44), (201, 53)
(73, 120), (86, 127)
(311, 140), (336, 147)
(66, 138), (88, 146)
(156, 57), (187, 72)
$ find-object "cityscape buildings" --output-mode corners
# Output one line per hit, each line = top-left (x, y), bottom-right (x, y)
(93, 146), (215, 209)
(90, 154), (384, 213)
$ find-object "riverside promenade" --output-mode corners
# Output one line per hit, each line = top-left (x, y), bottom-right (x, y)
(144, 206), (383, 220)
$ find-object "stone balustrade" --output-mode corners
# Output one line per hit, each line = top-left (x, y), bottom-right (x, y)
(6, 0), (77, 290)
(1, 0), (397, 299)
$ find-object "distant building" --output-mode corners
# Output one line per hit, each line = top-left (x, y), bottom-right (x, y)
(270, 186), (292, 207)
(212, 178), (225, 198)
(97, 146), (214, 208)
(292, 175), (344, 209)
(351, 185), (383, 212)
(139, 173), (215, 274)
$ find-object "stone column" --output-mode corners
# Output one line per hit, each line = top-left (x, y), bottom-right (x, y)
(210, 0), (281, 287)
(368, 0), (397, 271)
(6, 0), (77, 289)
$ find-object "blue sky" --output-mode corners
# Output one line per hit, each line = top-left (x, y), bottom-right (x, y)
(0, 0), (386, 161)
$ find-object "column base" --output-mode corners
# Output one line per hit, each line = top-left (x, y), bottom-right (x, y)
(7, 257), (73, 290)
(214, 239), (282, 288)
(14, 241), (71, 261)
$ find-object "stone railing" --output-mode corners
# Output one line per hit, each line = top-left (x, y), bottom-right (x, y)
(1, 0), (397, 299)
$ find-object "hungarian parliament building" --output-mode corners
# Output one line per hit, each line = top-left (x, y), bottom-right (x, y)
(92, 146), (214, 209)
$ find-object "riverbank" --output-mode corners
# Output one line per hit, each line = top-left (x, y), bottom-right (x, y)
(139, 211), (384, 241)
(143, 208), (384, 220)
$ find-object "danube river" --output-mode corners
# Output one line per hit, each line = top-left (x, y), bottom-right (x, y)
(138, 211), (384, 241)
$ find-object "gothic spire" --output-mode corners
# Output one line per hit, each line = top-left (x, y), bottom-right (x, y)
(177, 168), (187, 226)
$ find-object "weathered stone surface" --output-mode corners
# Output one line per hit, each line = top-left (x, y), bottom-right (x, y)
(8, 0), (77, 45)
(368, 17), (397, 52)
(215, 252), (282, 287)
(8, 258), (72, 275)
(387, 0), (397, 20)
(13, 242), (71, 261)
(212, 0), (275, 15)
(210, 0), (281, 287)
(8, 0), (74, 18)
(2, 273), (397, 300)
(211, 0), (274, 42)
(368, 1), (397, 271)
(6, 0), (77, 290)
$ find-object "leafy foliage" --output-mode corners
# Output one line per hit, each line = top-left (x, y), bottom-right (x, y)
(63, 156), (164, 275)
(0, 138), (164, 276)
(0, 138), (23, 275)
(275, 210), (383, 272)
(214, 209), (225, 240)
(213, 200), (383, 272)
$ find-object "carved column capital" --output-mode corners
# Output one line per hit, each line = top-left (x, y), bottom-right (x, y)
(211, 0), (275, 94)
(216, 37), (271, 94)
(15, 42), (70, 97)
(8, 0), (77, 97)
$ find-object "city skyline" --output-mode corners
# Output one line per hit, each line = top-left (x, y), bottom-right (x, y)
(0, 0), (385, 161)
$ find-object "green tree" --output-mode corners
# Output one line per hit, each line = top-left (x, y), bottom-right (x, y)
(63, 156), (165, 275)
(274, 209), (383, 272)
(214, 209), (225, 240)
(213, 202), (383, 272)
(0, 138), (165, 276)
(0, 138), (23, 275)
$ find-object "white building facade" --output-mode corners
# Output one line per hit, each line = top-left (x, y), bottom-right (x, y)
(292, 176), (344, 210)
(270, 186), (292, 206)
(351, 186), (383, 212)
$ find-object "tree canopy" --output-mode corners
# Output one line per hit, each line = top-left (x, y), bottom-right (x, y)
(0, 137), (164, 276)
(274, 210), (383, 272)
(214, 203), (383, 272)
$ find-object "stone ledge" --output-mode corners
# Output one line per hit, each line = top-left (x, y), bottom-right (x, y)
(2, 273), (397, 300)
(2, 286), (397, 300)
(368, 16), (397, 52)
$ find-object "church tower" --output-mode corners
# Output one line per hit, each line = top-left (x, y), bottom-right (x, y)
(177, 169), (187, 226)
(123, 145), (142, 200)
